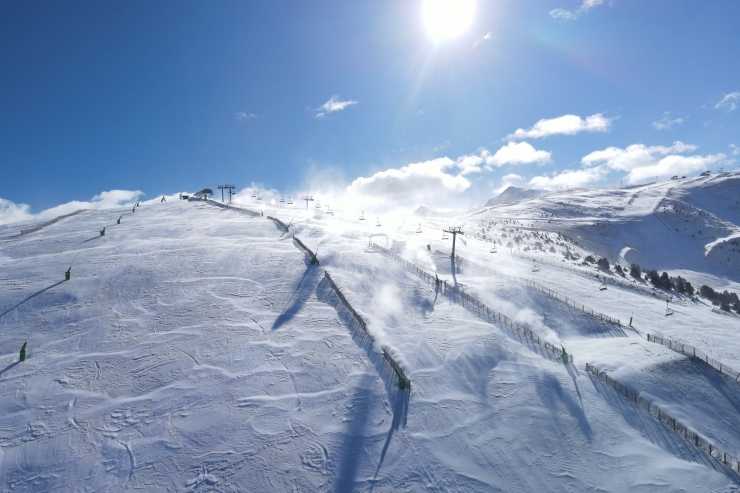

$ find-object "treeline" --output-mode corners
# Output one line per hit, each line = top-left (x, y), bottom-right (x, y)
(630, 263), (740, 314)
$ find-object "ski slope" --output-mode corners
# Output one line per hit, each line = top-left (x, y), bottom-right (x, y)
(1, 179), (740, 491)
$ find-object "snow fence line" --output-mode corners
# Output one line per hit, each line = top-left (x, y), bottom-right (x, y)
(265, 215), (287, 231)
(510, 249), (675, 303)
(20, 209), (87, 235)
(323, 270), (410, 390)
(292, 235), (318, 265)
(646, 333), (740, 383)
(202, 198), (261, 217)
(371, 243), (571, 364)
(446, 251), (622, 327)
(585, 362), (740, 472)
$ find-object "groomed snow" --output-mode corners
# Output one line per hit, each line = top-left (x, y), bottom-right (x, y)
(1, 177), (740, 491)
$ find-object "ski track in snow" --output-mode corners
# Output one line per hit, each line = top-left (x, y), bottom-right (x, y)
(0, 178), (740, 491)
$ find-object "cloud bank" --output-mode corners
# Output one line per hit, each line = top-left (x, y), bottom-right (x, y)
(507, 113), (612, 140)
(715, 92), (739, 112)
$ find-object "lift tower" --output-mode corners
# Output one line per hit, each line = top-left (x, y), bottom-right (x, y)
(301, 196), (314, 210)
(218, 185), (236, 202)
(443, 226), (464, 260)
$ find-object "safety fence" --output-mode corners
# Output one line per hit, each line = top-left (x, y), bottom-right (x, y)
(266, 215), (288, 231)
(203, 199), (261, 217)
(20, 209), (87, 235)
(293, 235), (318, 265)
(371, 243), (571, 363)
(586, 363), (740, 472)
(646, 333), (740, 382)
(445, 251), (622, 327)
(512, 250), (675, 303)
(323, 270), (409, 390)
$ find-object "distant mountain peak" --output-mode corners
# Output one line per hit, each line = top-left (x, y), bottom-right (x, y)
(485, 186), (548, 207)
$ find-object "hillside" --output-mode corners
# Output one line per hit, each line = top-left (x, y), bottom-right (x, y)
(2, 180), (740, 491)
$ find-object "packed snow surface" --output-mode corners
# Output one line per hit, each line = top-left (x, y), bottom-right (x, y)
(1, 172), (740, 491)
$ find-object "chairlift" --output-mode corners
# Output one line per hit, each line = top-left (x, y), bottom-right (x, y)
(665, 300), (674, 316)
(599, 281), (607, 291)
(442, 230), (449, 240)
(532, 260), (540, 272)
(490, 242), (497, 253)
(359, 211), (365, 220)
(251, 190), (257, 198)
(327, 206), (334, 216)
(416, 223), (422, 233)
(376, 217), (382, 227)
(257, 194), (262, 200)
(315, 201), (321, 209)
(280, 195), (285, 203)
(287, 196), (293, 204)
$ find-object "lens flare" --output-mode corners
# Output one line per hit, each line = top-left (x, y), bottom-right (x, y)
(422, 0), (476, 42)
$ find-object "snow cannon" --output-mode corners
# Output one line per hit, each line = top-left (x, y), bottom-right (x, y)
(117, 215), (122, 225)
(398, 375), (407, 390)
(310, 254), (319, 265)
(100, 227), (106, 236)
(65, 267), (71, 281)
(132, 207), (135, 213)
(561, 347), (569, 365)
(427, 244), (431, 251)
(435, 274), (440, 287)
(19, 342), (26, 362)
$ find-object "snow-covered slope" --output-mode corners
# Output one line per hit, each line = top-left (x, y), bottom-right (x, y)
(485, 186), (550, 207)
(1, 194), (740, 491)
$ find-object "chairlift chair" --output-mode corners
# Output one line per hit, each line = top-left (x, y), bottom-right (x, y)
(532, 260), (540, 272)
(257, 194), (262, 200)
(599, 281), (607, 291)
(327, 206), (334, 216)
(416, 223), (422, 233)
(251, 190), (257, 198)
(316, 201), (321, 209)
(490, 242), (496, 253)
(665, 300), (675, 316)
(376, 217), (382, 227)
(280, 195), (285, 203)
(287, 197), (293, 204)
(359, 211), (365, 220)
(442, 230), (449, 240)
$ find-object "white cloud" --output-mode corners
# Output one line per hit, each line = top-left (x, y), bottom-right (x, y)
(582, 141), (726, 184)
(549, 0), (605, 20)
(731, 144), (739, 156)
(507, 113), (612, 140)
(528, 166), (608, 190)
(483, 142), (552, 167)
(0, 190), (186, 226)
(315, 95), (358, 118)
(652, 112), (684, 131)
(433, 141), (449, 152)
(235, 111), (257, 121)
(346, 157), (470, 209)
(473, 32), (492, 48)
(715, 92), (739, 112)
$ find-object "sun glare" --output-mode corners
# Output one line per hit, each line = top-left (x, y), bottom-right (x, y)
(422, 0), (476, 42)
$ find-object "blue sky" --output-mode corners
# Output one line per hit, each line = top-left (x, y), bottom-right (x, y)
(1, 0), (738, 218)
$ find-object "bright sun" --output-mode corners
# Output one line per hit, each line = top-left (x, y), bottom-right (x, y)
(422, 0), (476, 42)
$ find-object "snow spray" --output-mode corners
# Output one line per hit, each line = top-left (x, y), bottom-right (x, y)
(65, 252), (79, 281)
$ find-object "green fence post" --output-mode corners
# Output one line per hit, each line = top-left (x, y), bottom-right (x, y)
(19, 342), (26, 362)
